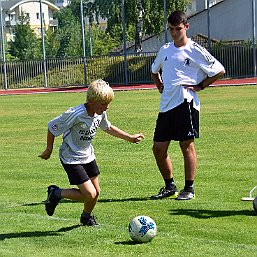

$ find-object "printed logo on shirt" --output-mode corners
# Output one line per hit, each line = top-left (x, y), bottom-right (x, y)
(187, 131), (194, 137)
(51, 124), (58, 131)
(184, 58), (191, 66)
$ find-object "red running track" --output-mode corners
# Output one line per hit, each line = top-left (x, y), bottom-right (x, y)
(0, 77), (256, 96)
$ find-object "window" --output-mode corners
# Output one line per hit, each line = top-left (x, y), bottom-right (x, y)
(36, 12), (44, 19)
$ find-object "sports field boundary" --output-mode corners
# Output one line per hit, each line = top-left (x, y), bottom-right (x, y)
(0, 77), (256, 96)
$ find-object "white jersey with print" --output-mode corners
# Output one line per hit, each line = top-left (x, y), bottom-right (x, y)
(151, 39), (225, 112)
(48, 104), (111, 164)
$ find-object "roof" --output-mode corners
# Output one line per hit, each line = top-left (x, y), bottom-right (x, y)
(1, 0), (59, 11)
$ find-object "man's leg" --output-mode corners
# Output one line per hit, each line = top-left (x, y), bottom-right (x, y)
(177, 139), (197, 200)
(151, 141), (178, 199)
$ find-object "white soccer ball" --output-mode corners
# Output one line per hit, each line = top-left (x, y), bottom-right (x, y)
(128, 215), (157, 243)
(253, 196), (257, 214)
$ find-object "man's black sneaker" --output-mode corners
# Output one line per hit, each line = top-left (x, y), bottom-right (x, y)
(45, 185), (61, 216)
(80, 214), (98, 226)
(177, 189), (195, 200)
(150, 185), (178, 200)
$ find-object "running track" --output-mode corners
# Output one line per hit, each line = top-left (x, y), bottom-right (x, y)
(0, 77), (256, 96)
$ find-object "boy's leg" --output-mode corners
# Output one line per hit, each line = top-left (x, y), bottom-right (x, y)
(77, 176), (100, 214)
(78, 176), (100, 226)
(48, 179), (99, 225)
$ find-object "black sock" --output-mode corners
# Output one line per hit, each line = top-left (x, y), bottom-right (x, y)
(184, 180), (194, 192)
(81, 211), (91, 219)
(164, 178), (175, 190)
(54, 188), (62, 199)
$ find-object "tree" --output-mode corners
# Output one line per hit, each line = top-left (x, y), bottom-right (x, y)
(93, 0), (189, 48)
(47, 0), (120, 57)
(9, 12), (41, 60)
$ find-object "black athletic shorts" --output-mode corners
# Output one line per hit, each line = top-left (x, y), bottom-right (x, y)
(61, 160), (100, 185)
(153, 100), (199, 142)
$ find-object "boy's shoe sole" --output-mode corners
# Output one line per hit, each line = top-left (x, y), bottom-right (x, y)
(45, 185), (61, 216)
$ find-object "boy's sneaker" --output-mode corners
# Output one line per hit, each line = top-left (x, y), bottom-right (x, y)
(45, 185), (61, 216)
(177, 189), (195, 200)
(80, 214), (98, 226)
(150, 185), (178, 200)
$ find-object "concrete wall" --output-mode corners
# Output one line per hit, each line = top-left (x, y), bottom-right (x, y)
(188, 0), (255, 41)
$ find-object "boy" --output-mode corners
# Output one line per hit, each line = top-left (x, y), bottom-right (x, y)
(39, 79), (144, 226)
(150, 11), (225, 200)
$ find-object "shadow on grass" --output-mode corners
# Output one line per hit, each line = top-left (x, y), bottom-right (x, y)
(20, 199), (81, 207)
(170, 208), (256, 218)
(20, 196), (152, 207)
(114, 240), (146, 245)
(0, 225), (81, 240)
(99, 197), (151, 203)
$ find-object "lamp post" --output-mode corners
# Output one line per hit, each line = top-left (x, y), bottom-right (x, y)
(252, 0), (256, 77)
(122, 0), (128, 85)
(207, 0), (211, 51)
(0, 0), (7, 90)
(80, 0), (87, 86)
(39, 0), (47, 88)
(164, 0), (168, 43)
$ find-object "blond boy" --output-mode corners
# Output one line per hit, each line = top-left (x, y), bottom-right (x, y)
(39, 79), (144, 225)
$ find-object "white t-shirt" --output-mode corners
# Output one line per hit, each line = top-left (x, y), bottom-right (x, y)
(151, 39), (225, 112)
(48, 104), (111, 164)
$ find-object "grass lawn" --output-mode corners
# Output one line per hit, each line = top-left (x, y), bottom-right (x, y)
(0, 85), (256, 257)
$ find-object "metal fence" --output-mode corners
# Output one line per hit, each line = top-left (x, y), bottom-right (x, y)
(0, 44), (256, 90)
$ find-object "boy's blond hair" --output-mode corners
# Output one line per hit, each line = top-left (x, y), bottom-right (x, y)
(87, 79), (114, 104)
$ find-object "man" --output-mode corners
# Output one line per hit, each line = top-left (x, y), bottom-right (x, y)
(150, 10), (225, 200)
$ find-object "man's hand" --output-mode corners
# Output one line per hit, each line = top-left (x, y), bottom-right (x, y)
(157, 84), (164, 93)
(185, 85), (202, 92)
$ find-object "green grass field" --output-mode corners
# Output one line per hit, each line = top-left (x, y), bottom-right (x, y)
(0, 86), (256, 257)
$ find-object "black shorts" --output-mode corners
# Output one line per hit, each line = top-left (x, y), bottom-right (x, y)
(61, 160), (100, 185)
(154, 100), (199, 142)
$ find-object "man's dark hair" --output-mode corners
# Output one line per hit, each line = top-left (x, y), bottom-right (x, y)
(168, 11), (188, 26)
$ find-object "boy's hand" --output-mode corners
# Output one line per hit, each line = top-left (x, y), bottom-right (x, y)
(39, 148), (52, 160)
(130, 133), (145, 144)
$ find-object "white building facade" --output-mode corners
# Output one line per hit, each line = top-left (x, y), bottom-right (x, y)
(1, 0), (59, 41)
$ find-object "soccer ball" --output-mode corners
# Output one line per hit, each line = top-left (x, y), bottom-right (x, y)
(128, 215), (157, 243)
(253, 196), (257, 214)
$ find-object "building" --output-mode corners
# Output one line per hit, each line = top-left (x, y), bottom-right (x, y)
(187, 0), (224, 15)
(123, 0), (255, 53)
(54, 0), (71, 9)
(187, 0), (255, 42)
(1, 0), (59, 41)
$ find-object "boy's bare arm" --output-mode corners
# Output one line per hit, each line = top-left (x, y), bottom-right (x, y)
(104, 125), (144, 144)
(39, 129), (55, 160)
